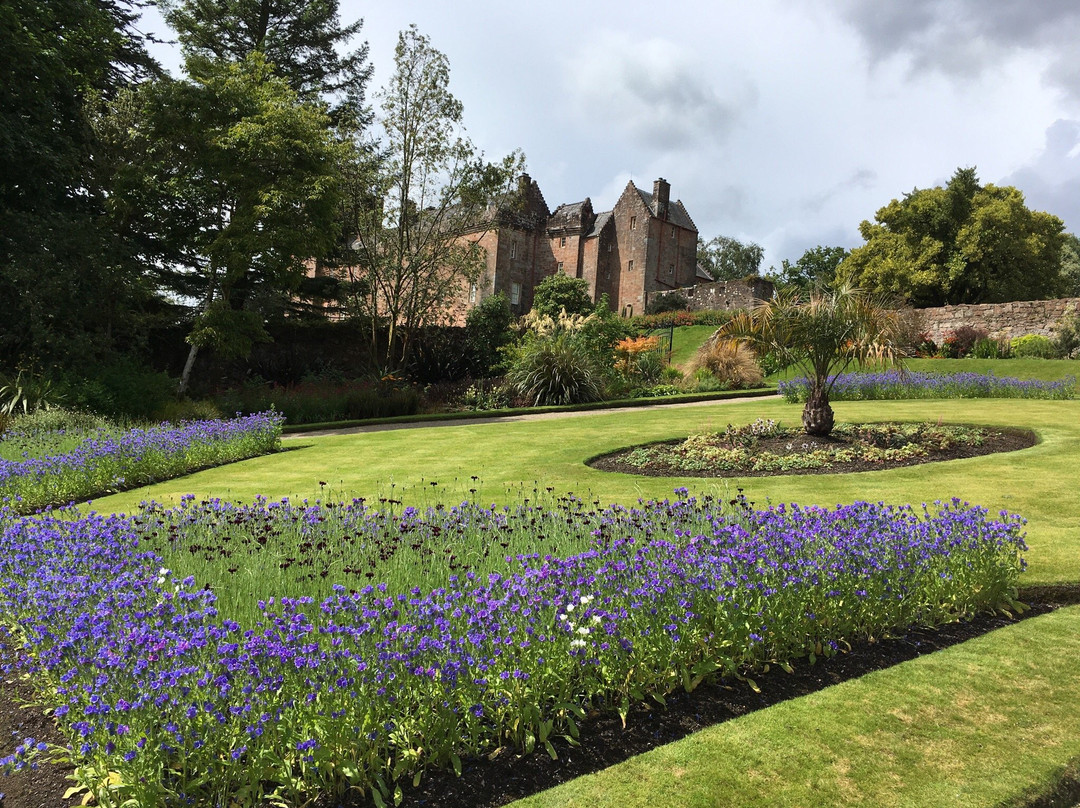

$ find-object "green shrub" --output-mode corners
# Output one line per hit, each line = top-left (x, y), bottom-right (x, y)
(645, 292), (688, 315)
(629, 309), (738, 330)
(972, 337), (1008, 359)
(216, 380), (420, 425)
(1010, 334), (1056, 359)
(1053, 309), (1080, 359)
(465, 293), (514, 375)
(530, 274), (593, 318)
(57, 359), (175, 419)
(506, 333), (605, 405)
(942, 325), (987, 359)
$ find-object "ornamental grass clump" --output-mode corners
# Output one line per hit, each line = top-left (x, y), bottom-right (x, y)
(778, 370), (1077, 402)
(0, 411), (283, 513)
(0, 491), (1026, 807)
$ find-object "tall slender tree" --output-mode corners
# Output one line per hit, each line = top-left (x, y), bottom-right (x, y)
(346, 26), (524, 372)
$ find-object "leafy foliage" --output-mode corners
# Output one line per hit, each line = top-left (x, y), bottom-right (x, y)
(1010, 334), (1056, 359)
(697, 235), (764, 281)
(715, 284), (902, 435)
(506, 333), (605, 406)
(842, 167), (1066, 306)
(465, 293), (515, 376)
(768, 246), (849, 294)
(531, 273), (594, 318)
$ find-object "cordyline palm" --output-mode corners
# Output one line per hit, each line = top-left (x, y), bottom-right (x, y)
(714, 283), (903, 436)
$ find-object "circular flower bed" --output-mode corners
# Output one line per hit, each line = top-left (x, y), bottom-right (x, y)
(588, 419), (1037, 477)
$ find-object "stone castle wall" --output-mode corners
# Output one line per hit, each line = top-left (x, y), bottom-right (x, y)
(915, 297), (1080, 343)
(648, 277), (774, 312)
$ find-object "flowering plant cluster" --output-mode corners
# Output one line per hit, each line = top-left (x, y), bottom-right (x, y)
(622, 421), (990, 473)
(0, 412), (283, 513)
(779, 370), (1076, 403)
(0, 490), (1026, 807)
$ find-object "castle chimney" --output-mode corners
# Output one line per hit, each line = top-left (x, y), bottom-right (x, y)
(653, 178), (670, 219)
(518, 173), (532, 195)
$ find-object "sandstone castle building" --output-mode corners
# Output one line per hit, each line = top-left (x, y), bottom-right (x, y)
(450, 175), (702, 323)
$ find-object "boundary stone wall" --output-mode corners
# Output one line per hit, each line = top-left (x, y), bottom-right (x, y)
(915, 297), (1080, 343)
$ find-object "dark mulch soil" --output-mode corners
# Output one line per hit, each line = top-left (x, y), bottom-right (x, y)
(2, 595), (1076, 808)
(588, 425), (1037, 478)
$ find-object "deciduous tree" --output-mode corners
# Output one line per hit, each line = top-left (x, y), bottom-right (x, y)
(842, 168), (1065, 306)
(697, 235), (764, 281)
(345, 26), (523, 372)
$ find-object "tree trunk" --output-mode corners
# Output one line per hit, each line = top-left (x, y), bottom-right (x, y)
(802, 385), (834, 437)
(177, 343), (199, 397)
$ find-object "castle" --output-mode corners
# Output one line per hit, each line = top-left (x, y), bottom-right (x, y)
(448, 175), (703, 323)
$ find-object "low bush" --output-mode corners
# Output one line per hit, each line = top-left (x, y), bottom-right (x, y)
(686, 340), (764, 389)
(629, 309), (739, 330)
(972, 337), (1009, 359)
(506, 333), (605, 405)
(942, 325), (988, 359)
(1011, 334), (1056, 359)
(1053, 308), (1080, 359)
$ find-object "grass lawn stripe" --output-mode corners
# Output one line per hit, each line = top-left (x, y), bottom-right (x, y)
(510, 605), (1080, 808)
(91, 398), (1080, 585)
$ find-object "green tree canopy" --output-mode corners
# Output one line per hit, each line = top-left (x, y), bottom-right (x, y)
(0, 0), (159, 373)
(531, 273), (593, 319)
(116, 54), (342, 392)
(842, 168), (1066, 307)
(768, 246), (849, 294)
(160, 0), (371, 122)
(697, 235), (764, 281)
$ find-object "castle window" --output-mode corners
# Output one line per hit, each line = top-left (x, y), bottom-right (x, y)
(469, 283), (477, 303)
(510, 242), (517, 258)
(671, 227), (676, 239)
(630, 216), (637, 230)
(557, 262), (564, 273)
(607, 243), (612, 253)
(510, 282), (521, 305)
(560, 236), (567, 247)
(628, 259), (634, 272)
(668, 264), (674, 275)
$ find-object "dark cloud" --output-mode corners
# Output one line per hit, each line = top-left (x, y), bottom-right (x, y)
(1001, 119), (1080, 234)
(834, 0), (1080, 101)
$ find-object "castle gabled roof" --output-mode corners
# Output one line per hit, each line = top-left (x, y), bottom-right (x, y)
(585, 210), (613, 239)
(634, 186), (698, 232)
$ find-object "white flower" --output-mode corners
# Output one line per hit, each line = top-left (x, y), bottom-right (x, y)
(577, 626), (590, 636)
(566, 603), (575, 613)
(570, 639), (587, 648)
(558, 613), (568, 622)
(591, 615), (602, 625)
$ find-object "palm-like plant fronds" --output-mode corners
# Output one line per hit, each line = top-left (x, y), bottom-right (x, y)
(714, 283), (903, 435)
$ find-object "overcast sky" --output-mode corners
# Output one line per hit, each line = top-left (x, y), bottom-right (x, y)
(138, 0), (1080, 269)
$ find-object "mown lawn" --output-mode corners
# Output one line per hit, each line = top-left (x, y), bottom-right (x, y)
(94, 397), (1080, 585)
(87, 395), (1080, 807)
